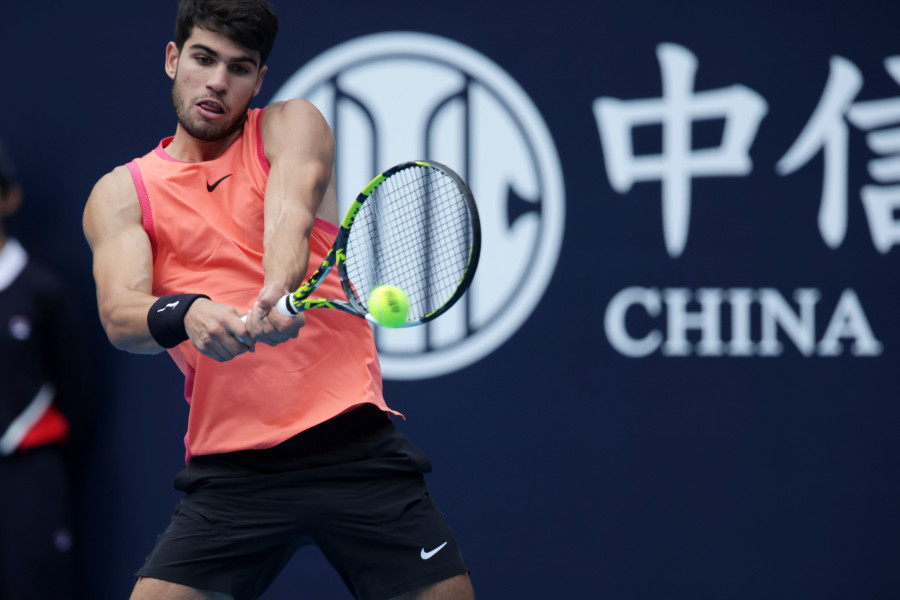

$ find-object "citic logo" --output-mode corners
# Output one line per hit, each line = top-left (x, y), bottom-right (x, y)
(273, 32), (566, 380)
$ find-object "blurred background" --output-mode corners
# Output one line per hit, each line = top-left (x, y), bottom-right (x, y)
(2, 0), (899, 598)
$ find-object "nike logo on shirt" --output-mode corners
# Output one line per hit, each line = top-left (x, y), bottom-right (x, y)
(206, 174), (232, 192)
(420, 542), (448, 560)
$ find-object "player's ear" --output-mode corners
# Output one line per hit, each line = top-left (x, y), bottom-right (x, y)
(252, 65), (267, 98)
(165, 41), (180, 81)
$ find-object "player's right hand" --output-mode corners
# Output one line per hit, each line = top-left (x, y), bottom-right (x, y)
(243, 282), (307, 347)
(244, 298), (306, 347)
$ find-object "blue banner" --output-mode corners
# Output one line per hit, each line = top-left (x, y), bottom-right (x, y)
(2, 1), (898, 598)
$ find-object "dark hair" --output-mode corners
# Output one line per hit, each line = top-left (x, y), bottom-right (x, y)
(175, 0), (279, 66)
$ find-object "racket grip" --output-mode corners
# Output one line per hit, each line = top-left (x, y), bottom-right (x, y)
(276, 293), (298, 317)
(235, 295), (299, 343)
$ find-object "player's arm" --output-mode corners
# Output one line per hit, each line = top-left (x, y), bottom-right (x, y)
(245, 98), (336, 343)
(83, 166), (253, 361)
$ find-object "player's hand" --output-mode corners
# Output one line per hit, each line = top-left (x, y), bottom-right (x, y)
(183, 298), (255, 362)
(245, 283), (306, 346)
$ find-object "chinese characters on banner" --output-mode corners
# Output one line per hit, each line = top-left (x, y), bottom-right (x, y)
(593, 44), (889, 358)
(594, 43), (900, 257)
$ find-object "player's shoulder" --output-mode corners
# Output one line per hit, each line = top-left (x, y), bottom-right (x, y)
(262, 99), (330, 132)
(89, 164), (137, 203)
(260, 100), (334, 159)
(264, 97), (321, 117)
(84, 164), (142, 239)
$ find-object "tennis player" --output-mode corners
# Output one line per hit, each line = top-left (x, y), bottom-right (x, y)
(82, 1), (473, 598)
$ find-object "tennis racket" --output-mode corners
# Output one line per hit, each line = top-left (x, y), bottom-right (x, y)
(274, 160), (480, 327)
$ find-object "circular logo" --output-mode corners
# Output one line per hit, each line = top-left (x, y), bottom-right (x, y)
(272, 32), (565, 379)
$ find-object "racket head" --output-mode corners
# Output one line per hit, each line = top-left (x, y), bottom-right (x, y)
(336, 160), (481, 327)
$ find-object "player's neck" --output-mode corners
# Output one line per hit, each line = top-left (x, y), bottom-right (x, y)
(164, 126), (242, 163)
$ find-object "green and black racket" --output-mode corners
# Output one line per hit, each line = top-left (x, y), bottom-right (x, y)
(275, 160), (480, 327)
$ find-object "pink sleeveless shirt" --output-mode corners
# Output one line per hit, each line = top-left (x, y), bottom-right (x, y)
(127, 108), (392, 462)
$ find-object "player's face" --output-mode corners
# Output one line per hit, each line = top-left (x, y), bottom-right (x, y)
(166, 27), (267, 142)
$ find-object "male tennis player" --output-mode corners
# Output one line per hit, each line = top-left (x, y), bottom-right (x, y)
(82, 1), (473, 598)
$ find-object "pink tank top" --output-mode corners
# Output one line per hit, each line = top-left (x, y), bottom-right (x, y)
(127, 108), (393, 462)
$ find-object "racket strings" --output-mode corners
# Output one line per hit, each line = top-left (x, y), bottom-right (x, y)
(345, 165), (474, 321)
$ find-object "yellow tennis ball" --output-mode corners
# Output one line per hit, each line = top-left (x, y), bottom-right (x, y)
(368, 285), (410, 327)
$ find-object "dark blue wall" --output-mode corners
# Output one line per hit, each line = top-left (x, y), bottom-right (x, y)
(3, 1), (899, 598)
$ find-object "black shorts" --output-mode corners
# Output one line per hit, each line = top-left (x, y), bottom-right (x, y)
(136, 405), (469, 600)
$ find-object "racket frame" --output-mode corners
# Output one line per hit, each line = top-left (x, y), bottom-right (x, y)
(276, 160), (481, 328)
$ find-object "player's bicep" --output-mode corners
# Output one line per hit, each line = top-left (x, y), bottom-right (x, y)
(84, 169), (153, 294)
(83, 168), (158, 349)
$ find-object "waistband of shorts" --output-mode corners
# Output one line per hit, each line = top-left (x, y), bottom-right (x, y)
(215, 403), (392, 463)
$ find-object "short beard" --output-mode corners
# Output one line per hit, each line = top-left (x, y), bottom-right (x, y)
(171, 82), (250, 142)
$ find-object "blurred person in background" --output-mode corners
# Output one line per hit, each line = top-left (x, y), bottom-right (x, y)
(0, 141), (92, 600)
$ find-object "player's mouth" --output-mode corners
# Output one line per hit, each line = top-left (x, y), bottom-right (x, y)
(196, 99), (226, 119)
